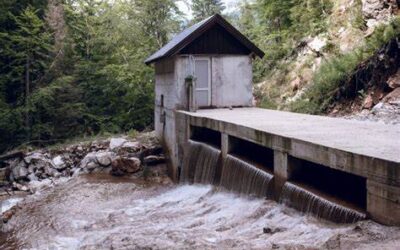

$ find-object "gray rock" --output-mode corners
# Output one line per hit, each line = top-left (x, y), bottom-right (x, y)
(121, 141), (141, 150)
(52, 155), (67, 170)
(44, 165), (57, 177)
(12, 182), (29, 192)
(24, 152), (46, 164)
(79, 152), (97, 168)
(371, 102), (384, 114)
(12, 161), (29, 180)
(263, 226), (286, 234)
(28, 164), (36, 174)
(144, 155), (166, 166)
(111, 157), (141, 176)
(95, 152), (114, 167)
(86, 161), (98, 172)
(109, 138), (127, 150)
(27, 173), (38, 182)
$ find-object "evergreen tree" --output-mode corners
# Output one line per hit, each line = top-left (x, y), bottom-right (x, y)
(0, 6), (52, 105)
(0, 0), (183, 152)
(0, 6), (53, 142)
(192, 0), (225, 22)
(133, 0), (182, 48)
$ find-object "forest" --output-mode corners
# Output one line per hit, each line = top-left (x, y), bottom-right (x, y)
(1, 0), (397, 153)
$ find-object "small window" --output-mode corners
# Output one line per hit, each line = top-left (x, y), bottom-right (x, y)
(160, 95), (164, 107)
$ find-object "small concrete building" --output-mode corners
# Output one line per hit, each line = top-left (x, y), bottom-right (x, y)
(145, 14), (264, 179)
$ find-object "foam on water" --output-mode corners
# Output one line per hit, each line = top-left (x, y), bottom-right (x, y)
(0, 198), (23, 213)
(0, 175), (398, 249)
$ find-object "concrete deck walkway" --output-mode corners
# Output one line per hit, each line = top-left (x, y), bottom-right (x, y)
(184, 108), (400, 163)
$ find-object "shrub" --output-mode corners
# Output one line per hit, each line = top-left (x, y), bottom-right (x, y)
(290, 17), (400, 114)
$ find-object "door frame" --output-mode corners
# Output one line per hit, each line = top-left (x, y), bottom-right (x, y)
(194, 57), (211, 107)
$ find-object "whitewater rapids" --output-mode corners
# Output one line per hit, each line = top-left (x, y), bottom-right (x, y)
(1, 174), (400, 249)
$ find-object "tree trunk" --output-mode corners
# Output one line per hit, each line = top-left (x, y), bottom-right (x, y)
(25, 56), (30, 140)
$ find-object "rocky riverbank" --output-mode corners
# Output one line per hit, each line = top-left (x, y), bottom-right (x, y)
(344, 87), (400, 124)
(0, 132), (168, 222)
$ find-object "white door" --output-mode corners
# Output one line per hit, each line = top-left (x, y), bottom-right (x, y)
(194, 58), (211, 108)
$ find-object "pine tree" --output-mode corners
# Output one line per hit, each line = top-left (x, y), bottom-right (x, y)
(1, 6), (52, 105)
(0, 6), (53, 139)
(192, 0), (225, 23)
(133, 0), (182, 48)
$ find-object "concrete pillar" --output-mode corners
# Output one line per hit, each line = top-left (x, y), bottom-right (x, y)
(367, 180), (400, 225)
(174, 112), (190, 182)
(273, 150), (288, 201)
(273, 151), (303, 201)
(221, 133), (229, 159)
(214, 133), (229, 185)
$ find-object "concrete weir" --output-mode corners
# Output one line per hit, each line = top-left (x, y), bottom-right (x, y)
(174, 108), (400, 225)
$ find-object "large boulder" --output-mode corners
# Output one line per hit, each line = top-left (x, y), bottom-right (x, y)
(79, 152), (98, 170)
(95, 152), (114, 167)
(114, 141), (142, 155)
(52, 155), (67, 170)
(111, 157), (141, 176)
(11, 160), (29, 181)
(109, 138), (127, 150)
(79, 151), (115, 172)
(24, 152), (46, 164)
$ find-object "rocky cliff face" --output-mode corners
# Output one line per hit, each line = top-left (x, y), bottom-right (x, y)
(330, 36), (400, 124)
(256, 0), (400, 120)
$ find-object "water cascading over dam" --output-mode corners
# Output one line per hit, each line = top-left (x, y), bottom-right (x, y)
(280, 182), (366, 223)
(181, 140), (221, 184)
(220, 155), (273, 197)
(182, 131), (367, 224)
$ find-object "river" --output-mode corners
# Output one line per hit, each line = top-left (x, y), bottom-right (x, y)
(1, 174), (400, 249)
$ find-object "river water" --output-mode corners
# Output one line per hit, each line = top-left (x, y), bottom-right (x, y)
(1, 174), (400, 249)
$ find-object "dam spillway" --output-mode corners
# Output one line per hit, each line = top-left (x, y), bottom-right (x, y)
(172, 108), (400, 225)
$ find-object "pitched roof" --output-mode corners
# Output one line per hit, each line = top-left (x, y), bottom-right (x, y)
(145, 14), (264, 65)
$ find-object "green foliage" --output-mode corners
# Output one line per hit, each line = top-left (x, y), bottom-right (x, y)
(26, 76), (88, 141)
(192, 0), (225, 22)
(351, 0), (366, 30)
(0, 0), (183, 153)
(0, 103), (25, 152)
(0, 5), (52, 105)
(237, 0), (333, 81)
(290, 18), (400, 114)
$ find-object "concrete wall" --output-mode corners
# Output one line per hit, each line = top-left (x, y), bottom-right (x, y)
(211, 56), (253, 107)
(176, 111), (400, 226)
(153, 55), (254, 180)
(154, 57), (181, 179)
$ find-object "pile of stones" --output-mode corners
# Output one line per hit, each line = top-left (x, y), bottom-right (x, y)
(0, 133), (165, 192)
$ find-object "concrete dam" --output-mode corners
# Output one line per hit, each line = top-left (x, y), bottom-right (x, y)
(144, 14), (400, 226)
(173, 108), (400, 225)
